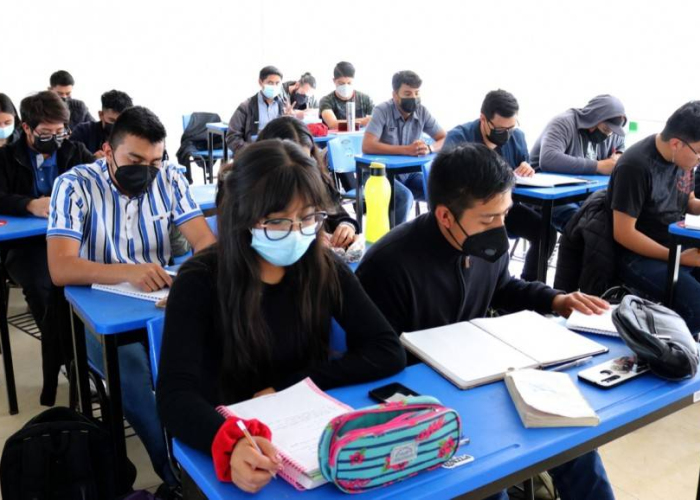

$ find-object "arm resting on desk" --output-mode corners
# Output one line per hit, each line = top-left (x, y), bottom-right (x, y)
(362, 131), (411, 156)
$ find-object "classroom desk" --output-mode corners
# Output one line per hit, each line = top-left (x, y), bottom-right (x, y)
(173, 333), (700, 500)
(205, 122), (230, 184)
(511, 175), (610, 282)
(190, 183), (217, 211)
(0, 215), (49, 415)
(65, 285), (164, 489)
(664, 222), (700, 306)
(354, 154), (436, 231)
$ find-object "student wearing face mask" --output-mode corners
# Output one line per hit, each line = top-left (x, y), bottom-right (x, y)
(226, 66), (287, 157)
(0, 91), (94, 405)
(357, 144), (614, 500)
(320, 61), (374, 130)
(282, 72), (318, 118)
(47, 106), (216, 494)
(70, 90), (133, 157)
(530, 94), (627, 230)
(0, 93), (21, 147)
(363, 70), (447, 225)
(157, 139), (405, 494)
(49, 70), (94, 129)
(444, 90), (555, 282)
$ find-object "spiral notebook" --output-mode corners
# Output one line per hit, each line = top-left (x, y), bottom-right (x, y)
(565, 306), (618, 337)
(514, 173), (588, 188)
(91, 283), (169, 302)
(216, 378), (352, 490)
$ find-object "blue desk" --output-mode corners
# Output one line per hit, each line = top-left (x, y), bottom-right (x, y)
(0, 215), (49, 415)
(354, 154), (436, 230)
(65, 285), (164, 489)
(206, 122), (230, 184)
(664, 222), (700, 306)
(173, 333), (700, 499)
(190, 184), (217, 211)
(511, 175), (610, 282)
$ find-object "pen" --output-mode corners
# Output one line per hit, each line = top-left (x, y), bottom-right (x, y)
(236, 420), (277, 479)
(552, 356), (593, 372)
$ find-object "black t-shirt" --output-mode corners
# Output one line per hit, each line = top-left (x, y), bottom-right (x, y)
(606, 134), (694, 246)
(319, 90), (374, 122)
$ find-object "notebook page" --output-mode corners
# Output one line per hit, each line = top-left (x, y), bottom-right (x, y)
(91, 282), (169, 302)
(400, 321), (538, 389)
(472, 311), (608, 366)
(566, 306), (618, 336)
(515, 173), (588, 188)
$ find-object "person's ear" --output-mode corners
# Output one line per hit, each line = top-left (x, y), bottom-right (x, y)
(98, 110), (104, 122)
(22, 123), (31, 135)
(434, 205), (453, 230)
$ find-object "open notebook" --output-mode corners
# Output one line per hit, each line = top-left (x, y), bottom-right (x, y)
(566, 306), (619, 337)
(217, 378), (351, 490)
(91, 283), (169, 302)
(515, 173), (589, 188)
(400, 310), (608, 389)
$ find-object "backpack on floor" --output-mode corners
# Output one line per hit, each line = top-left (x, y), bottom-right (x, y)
(1, 406), (134, 500)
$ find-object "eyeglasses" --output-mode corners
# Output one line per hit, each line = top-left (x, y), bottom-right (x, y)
(487, 119), (517, 134)
(258, 211), (328, 241)
(681, 139), (700, 160)
(32, 127), (70, 142)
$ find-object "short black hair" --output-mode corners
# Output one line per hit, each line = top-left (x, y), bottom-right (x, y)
(428, 143), (515, 217)
(481, 89), (519, 120)
(101, 90), (133, 113)
(49, 70), (75, 87)
(333, 61), (355, 79)
(20, 91), (70, 129)
(392, 70), (422, 92)
(109, 106), (166, 148)
(0, 93), (19, 121)
(298, 72), (316, 88)
(259, 65), (283, 81)
(661, 101), (700, 143)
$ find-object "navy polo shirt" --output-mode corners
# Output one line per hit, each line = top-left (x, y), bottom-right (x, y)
(444, 119), (530, 169)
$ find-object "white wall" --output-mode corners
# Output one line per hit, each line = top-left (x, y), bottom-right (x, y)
(3, 0), (699, 156)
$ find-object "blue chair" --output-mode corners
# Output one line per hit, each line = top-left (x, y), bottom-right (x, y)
(420, 159), (432, 208)
(327, 134), (364, 202)
(182, 114), (227, 184)
(329, 319), (347, 359)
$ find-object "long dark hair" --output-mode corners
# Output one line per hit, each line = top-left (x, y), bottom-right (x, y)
(0, 94), (19, 123)
(217, 139), (341, 398)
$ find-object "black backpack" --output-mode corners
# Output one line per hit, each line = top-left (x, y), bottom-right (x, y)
(1, 407), (134, 500)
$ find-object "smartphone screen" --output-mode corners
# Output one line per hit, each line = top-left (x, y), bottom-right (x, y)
(368, 382), (420, 403)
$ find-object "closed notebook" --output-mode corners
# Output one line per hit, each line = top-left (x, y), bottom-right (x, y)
(514, 173), (588, 188)
(505, 368), (599, 427)
(400, 310), (608, 389)
(91, 283), (169, 302)
(217, 378), (352, 491)
(566, 307), (618, 337)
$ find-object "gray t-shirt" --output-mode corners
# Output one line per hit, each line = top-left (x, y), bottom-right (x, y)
(365, 100), (442, 145)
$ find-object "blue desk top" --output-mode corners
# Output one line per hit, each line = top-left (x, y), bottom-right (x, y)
(190, 184), (217, 211)
(313, 134), (337, 144)
(64, 286), (163, 335)
(512, 175), (609, 200)
(0, 215), (48, 241)
(355, 153), (436, 168)
(206, 122), (228, 133)
(173, 333), (700, 499)
(669, 221), (700, 240)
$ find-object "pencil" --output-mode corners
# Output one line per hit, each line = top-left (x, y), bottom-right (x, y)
(236, 420), (277, 479)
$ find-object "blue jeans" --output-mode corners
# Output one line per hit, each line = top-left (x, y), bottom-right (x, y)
(483, 450), (613, 500)
(394, 172), (424, 225)
(552, 203), (582, 233)
(86, 333), (177, 486)
(617, 249), (700, 335)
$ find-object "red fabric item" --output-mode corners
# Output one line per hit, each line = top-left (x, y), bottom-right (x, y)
(211, 417), (273, 482)
(307, 123), (329, 137)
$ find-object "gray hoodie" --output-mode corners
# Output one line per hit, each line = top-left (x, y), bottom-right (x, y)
(530, 95), (626, 174)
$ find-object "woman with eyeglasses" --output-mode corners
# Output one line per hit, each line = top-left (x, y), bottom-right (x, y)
(157, 139), (405, 493)
(0, 93), (20, 147)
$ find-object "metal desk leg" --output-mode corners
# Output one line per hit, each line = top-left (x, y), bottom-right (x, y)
(524, 478), (535, 500)
(102, 334), (127, 490)
(0, 273), (18, 414)
(665, 241), (681, 307)
(222, 131), (229, 165)
(206, 131), (214, 185)
(537, 201), (554, 283)
(355, 163), (364, 234)
(70, 306), (92, 417)
(387, 173), (396, 228)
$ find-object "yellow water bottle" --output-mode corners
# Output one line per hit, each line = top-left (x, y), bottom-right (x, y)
(365, 162), (391, 244)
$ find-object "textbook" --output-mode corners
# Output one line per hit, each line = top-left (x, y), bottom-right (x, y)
(505, 368), (599, 427)
(91, 283), (169, 302)
(217, 378), (352, 491)
(400, 310), (608, 389)
(566, 306), (619, 337)
(514, 173), (589, 188)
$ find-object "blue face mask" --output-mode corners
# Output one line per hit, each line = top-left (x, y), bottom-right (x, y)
(251, 228), (316, 267)
(0, 124), (14, 140)
(262, 84), (280, 100)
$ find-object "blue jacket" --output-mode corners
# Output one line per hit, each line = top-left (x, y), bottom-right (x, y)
(444, 119), (529, 169)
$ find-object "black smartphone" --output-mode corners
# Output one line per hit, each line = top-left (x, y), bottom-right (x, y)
(368, 382), (420, 403)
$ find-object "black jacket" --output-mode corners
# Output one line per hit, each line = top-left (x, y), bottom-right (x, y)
(226, 93), (284, 157)
(554, 190), (616, 295)
(70, 120), (107, 154)
(67, 98), (94, 129)
(0, 133), (94, 215)
(176, 112), (223, 182)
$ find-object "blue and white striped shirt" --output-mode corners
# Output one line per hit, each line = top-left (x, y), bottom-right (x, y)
(47, 159), (203, 266)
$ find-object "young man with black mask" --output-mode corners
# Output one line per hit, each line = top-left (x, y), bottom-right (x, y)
(357, 143), (613, 500)
(71, 89), (133, 157)
(49, 70), (94, 129)
(444, 89), (555, 282)
(47, 106), (216, 492)
(0, 90), (94, 405)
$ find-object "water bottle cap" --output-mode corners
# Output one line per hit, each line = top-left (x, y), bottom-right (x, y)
(370, 162), (386, 176)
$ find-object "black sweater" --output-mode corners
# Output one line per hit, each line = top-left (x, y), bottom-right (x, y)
(356, 213), (561, 336)
(156, 247), (406, 453)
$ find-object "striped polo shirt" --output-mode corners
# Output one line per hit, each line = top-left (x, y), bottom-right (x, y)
(47, 159), (203, 266)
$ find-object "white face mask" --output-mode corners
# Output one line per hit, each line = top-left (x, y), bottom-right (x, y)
(0, 124), (14, 140)
(336, 84), (353, 100)
(262, 84), (281, 99)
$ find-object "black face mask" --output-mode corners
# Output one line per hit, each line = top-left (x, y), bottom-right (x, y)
(487, 125), (513, 147)
(32, 135), (62, 155)
(586, 128), (609, 144)
(292, 93), (309, 110)
(113, 161), (159, 197)
(399, 97), (420, 114)
(60, 96), (70, 103)
(450, 218), (510, 263)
